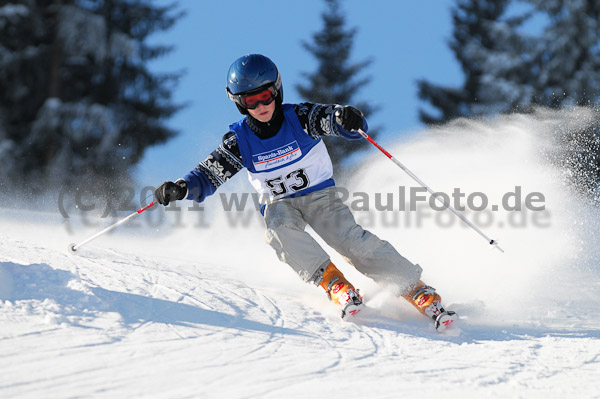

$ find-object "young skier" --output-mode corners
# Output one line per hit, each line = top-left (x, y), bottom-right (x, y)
(154, 54), (457, 331)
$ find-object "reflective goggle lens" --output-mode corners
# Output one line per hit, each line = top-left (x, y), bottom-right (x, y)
(241, 88), (275, 109)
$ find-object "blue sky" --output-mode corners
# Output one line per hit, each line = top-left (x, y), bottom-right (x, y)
(136, 1), (462, 185)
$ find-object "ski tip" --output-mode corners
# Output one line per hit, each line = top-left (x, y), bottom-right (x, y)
(341, 303), (365, 320)
(67, 243), (78, 255)
(435, 311), (460, 335)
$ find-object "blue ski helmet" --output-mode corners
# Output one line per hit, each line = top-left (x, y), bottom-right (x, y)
(226, 54), (283, 114)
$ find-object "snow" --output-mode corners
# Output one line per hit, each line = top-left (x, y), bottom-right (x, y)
(0, 4), (29, 19)
(1, 109), (600, 398)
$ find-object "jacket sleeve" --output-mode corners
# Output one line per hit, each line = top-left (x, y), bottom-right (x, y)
(183, 132), (244, 203)
(294, 102), (369, 140)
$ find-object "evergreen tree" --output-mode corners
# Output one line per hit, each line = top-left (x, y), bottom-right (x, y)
(525, 0), (600, 107)
(0, 0), (183, 196)
(525, 0), (600, 201)
(296, 0), (375, 169)
(416, 0), (600, 200)
(419, 0), (600, 123)
(417, 0), (534, 124)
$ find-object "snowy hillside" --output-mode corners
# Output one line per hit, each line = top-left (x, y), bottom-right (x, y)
(1, 110), (599, 398)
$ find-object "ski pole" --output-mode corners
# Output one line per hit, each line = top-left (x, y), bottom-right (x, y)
(358, 129), (504, 253)
(68, 201), (157, 254)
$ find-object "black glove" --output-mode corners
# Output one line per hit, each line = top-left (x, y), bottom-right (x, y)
(155, 179), (187, 206)
(335, 106), (364, 132)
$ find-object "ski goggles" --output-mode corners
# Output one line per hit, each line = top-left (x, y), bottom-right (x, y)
(239, 87), (277, 109)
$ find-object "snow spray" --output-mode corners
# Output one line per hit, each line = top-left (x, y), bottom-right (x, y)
(346, 107), (600, 327)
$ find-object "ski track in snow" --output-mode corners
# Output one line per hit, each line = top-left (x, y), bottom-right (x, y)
(2, 111), (600, 398)
(1, 231), (598, 399)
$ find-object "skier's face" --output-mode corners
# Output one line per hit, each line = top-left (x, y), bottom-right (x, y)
(247, 100), (275, 123)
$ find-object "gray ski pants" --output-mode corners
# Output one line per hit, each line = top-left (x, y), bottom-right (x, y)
(263, 187), (422, 295)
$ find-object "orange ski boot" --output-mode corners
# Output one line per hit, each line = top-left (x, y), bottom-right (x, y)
(403, 280), (458, 332)
(318, 262), (364, 319)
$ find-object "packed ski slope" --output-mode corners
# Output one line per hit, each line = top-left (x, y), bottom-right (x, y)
(1, 109), (599, 398)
